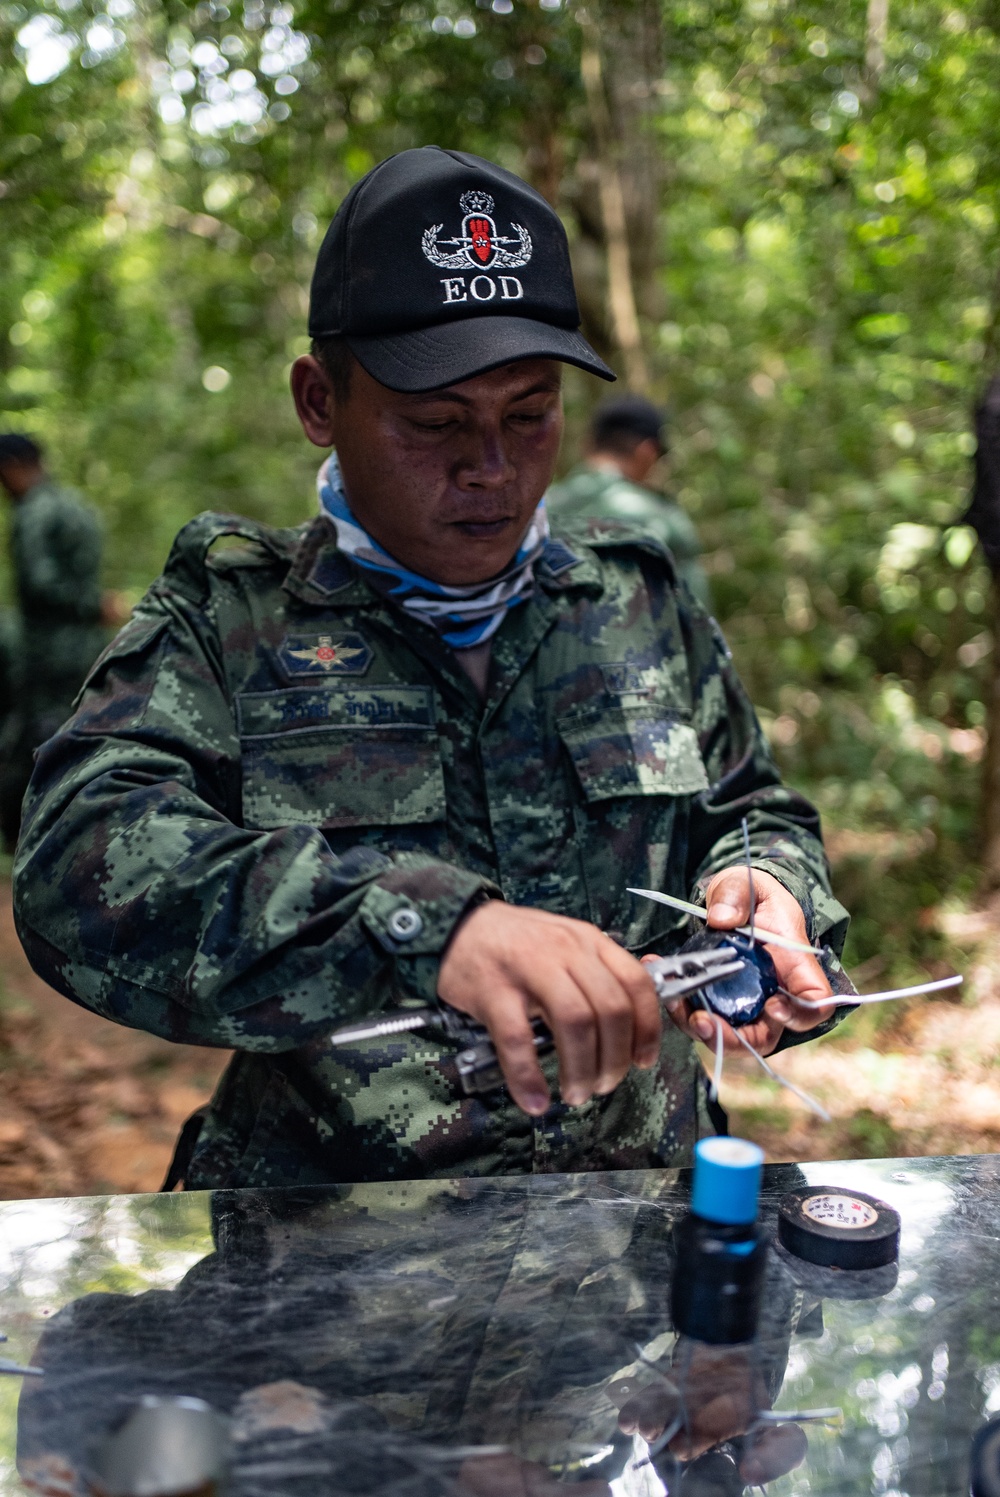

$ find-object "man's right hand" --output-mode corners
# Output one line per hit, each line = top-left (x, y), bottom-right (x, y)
(437, 902), (661, 1116)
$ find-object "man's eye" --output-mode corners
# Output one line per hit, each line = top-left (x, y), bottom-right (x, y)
(510, 409), (547, 424)
(413, 419), (456, 432)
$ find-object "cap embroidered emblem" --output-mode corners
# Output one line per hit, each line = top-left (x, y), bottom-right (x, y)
(422, 190), (532, 271)
(280, 632), (373, 677)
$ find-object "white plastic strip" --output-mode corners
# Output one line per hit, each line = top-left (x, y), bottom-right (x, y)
(796, 975), (963, 1008)
(733, 1028), (832, 1121)
(627, 888), (824, 956)
(710, 1015), (725, 1101)
(755, 1408), (843, 1426)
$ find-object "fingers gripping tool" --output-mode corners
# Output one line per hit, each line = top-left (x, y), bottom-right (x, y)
(327, 946), (746, 1096)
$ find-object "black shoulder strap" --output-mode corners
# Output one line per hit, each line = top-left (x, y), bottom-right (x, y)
(160, 1106), (208, 1192)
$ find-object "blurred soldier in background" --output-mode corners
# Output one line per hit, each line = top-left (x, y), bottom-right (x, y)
(549, 396), (711, 608)
(0, 434), (109, 849)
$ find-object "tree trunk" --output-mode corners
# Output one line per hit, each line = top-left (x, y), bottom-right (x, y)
(601, 0), (664, 324)
(982, 573), (1000, 887)
(967, 375), (1000, 885)
(865, 0), (889, 82)
(579, 26), (650, 393)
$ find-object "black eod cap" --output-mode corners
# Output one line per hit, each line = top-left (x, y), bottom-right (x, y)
(309, 146), (615, 393)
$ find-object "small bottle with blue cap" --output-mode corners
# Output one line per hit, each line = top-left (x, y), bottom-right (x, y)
(671, 1137), (768, 1345)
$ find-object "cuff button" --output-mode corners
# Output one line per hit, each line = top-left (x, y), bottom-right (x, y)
(388, 907), (424, 941)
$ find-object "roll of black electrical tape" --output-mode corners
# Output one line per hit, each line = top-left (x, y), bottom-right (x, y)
(777, 1187), (900, 1270)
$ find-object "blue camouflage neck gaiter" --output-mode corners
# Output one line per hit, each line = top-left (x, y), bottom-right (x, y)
(316, 453), (549, 649)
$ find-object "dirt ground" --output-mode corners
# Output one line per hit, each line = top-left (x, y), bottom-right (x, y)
(721, 897), (1000, 1161)
(0, 878), (998, 1199)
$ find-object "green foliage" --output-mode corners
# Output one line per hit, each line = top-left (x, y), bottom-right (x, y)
(652, 0), (998, 968)
(845, 1105), (908, 1157)
(0, 0), (995, 976)
(0, 0), (597, 581)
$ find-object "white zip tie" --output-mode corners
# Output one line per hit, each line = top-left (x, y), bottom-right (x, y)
(627, 888), (823, 956)
(796, 974), (963, 1008)
(711, 1013), (724, 1101)
(733, 1027), (831, 1121)
(741, 817), (755, 945)
(754, 1407), (843, 1426)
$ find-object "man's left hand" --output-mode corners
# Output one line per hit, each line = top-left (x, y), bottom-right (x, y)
(659, 868), (834, 1057)
(615, 1343), (807, 1478)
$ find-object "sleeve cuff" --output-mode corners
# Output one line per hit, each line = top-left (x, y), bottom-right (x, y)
(745, 861), (857, 1053)
(359, 853), (500, 1005)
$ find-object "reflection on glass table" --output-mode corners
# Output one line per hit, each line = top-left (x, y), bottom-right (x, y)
(0, 1156), (996, 1495)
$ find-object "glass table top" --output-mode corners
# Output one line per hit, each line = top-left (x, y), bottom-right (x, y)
(0, 1154), (997, 1495)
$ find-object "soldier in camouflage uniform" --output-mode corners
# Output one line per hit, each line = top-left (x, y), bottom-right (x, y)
(549, 395), (711, 608)
(0, 433), (107, 848)
(12, 148), (848, 1189)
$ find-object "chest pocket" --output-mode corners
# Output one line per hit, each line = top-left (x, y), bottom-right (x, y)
(557, 695), (709, 801)
(237, 685), (446, 830)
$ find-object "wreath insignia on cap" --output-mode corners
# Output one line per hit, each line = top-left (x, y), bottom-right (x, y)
(422, 191), (533, 271)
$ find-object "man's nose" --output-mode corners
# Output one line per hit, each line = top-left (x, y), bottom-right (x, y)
(455, 427), (516, 489)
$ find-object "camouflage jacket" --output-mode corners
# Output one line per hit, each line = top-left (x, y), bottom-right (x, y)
(9, 477), (106, 715)
(548, 464), (711, 609)
(12, 513), (849, 1187)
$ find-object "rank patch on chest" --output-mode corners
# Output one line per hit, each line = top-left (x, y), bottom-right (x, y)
(279, 632), (373, 678)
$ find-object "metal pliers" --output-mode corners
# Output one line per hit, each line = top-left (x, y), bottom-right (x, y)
(328, 946), (745, 1097)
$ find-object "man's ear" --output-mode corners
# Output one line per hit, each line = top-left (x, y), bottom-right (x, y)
(290, 355), (337, 448)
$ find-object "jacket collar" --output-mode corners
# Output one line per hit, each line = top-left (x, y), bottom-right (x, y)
(282, 515), (603, 607)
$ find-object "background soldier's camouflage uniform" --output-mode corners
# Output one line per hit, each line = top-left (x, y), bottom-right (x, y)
(0, 476), (105, 845)
(12, 514), (849, 1187)
(547, 464), (711, 608)
(11, 476), (105, 703)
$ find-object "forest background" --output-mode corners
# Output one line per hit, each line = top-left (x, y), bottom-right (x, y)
(2, 0), (1000, 1188)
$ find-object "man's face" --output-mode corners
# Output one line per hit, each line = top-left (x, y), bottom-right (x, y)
(292, 355), (564, 586)
(0, 460), (40, 500)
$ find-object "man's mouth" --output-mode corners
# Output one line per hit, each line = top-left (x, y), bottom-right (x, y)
(451, 516), (515, 539)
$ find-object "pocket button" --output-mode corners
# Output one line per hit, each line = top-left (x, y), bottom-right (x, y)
(388, 907), (424, 942)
